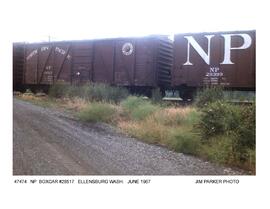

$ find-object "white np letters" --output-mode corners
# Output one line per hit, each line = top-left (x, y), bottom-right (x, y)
(183, 35), (214, 65)
(183, 33), (252, 66)
(220, 34), (252, 64)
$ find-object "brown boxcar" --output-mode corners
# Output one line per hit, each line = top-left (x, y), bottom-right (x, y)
(172, 30), (255, 99)
(16, 35), (173, 93)
(13, 43), (26, 91)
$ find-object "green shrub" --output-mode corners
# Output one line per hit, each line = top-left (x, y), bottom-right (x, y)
(170, 130), (201, 155)
(201, 135), (255, 171)
(121, 119), (169, 145)
(121, 96), (160, 120)
(245, 148), (256, 172)
(198, 101), (242, 137)
(199, 101), (255, 149)
(201, 136), (235, 164)
(182, 110), (201, 126)
(77, 103), (116, 123)
(90, 83), (109, 101)
(131, 102), (160, 120)
(48, 83), (70, 98)
(223, 91), (255, 102)
(152, 111), (184, 126)
(237, 103), (255, 148)
(65, 85), (94, 100)
(198, 99), (255, 171)
(104, 85), (129, 103)
(85, 83), (128, 103)
(195, 86), (224, 108)
(49, 83), (129, 103)
(64, 85), (87, 99)
(121, 96), (146, 112)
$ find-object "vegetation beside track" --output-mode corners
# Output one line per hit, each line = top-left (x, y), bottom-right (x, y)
(15, 84), (255, 174)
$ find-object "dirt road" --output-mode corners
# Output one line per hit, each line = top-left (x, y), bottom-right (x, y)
(13, 98), (245, 175)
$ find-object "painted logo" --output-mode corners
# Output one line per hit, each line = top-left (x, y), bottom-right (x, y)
(122, 43), (133, 56)
(183, 33), (252, 65)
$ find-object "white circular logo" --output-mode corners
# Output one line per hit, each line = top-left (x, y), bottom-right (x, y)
(122, 43), (133, 56)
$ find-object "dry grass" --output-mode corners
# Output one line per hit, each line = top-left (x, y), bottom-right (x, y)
(60, 97), (88, 111)
(77, 102), (118, 123)
(15, 93), (255, 173)
(18, 93), (54, 108)
(17, 94), (199, 152)
(151, 106), (195, 126)
(20, 93), (43, 102)
(118, 106), (197, 147)
(118, 119), (170, 145)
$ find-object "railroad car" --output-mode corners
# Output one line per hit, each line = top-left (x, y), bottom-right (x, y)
(172, 30), (255, 100)
(13, 43), (25, 91)
(13, 30), (256, 100)
(13, 36), (173, 95)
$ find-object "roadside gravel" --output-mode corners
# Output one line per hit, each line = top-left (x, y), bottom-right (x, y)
(13, 98), (246, 175)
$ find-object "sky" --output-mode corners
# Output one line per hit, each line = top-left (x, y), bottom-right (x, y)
(0, 0), (260, 42)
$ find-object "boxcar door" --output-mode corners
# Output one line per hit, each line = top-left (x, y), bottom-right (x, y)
(114, 40), (136, 86)
(92, 40), (114, 84)
(71, 42), (94, 85)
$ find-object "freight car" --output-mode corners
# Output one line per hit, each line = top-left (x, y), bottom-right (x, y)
(13, 43), (25, 91)
(13, 30), (256, 100)
(13, 35), (173, 96)
(172, 30), (255, 100)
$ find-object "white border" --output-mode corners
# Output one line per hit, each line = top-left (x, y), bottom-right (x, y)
(1, 0), (269, 209)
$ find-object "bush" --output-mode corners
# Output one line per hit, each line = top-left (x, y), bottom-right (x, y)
(89, 83), (110, 101)
(119, 120), (169, 145)
(49, 83), (129, 103)
(121, 96), (160, 120)
(101, 85), (129, 103)
(201, 134), (255, 172)
(245, 148), (256, 172)
(152, 110), (184, 126)
(182, 110), (201, 126)
(201, 136), (235, 164)
(198, 100), (255, 171)
(223, 91), (255, 102)
(48, 83), (70, 98)
(64, 85), (89, 99)
(151, 107), (199, 127)
(77, 103), (116, 123)
(198, 101), (242, 137)
(170, 130), (201, 155)
(83, 83), (128, 103)
(195, 86), (224, 108)
(198, 101), (255, 149)
(131, 102), (160, 120)
(121, 96), (145, 111)
(121, 96), (146, 112)
(237, 103), (255, 148)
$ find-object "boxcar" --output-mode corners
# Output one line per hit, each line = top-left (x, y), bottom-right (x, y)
(13, 35), (173, 95)
(172, 30), (255, 100)
(13, 43), (26, 91)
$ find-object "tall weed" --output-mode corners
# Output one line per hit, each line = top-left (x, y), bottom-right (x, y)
(77, 102), (116, 123)
(195, 86), (224, 108)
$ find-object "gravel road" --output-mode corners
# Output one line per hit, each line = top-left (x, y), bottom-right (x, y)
(13, 98), (245, 175)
